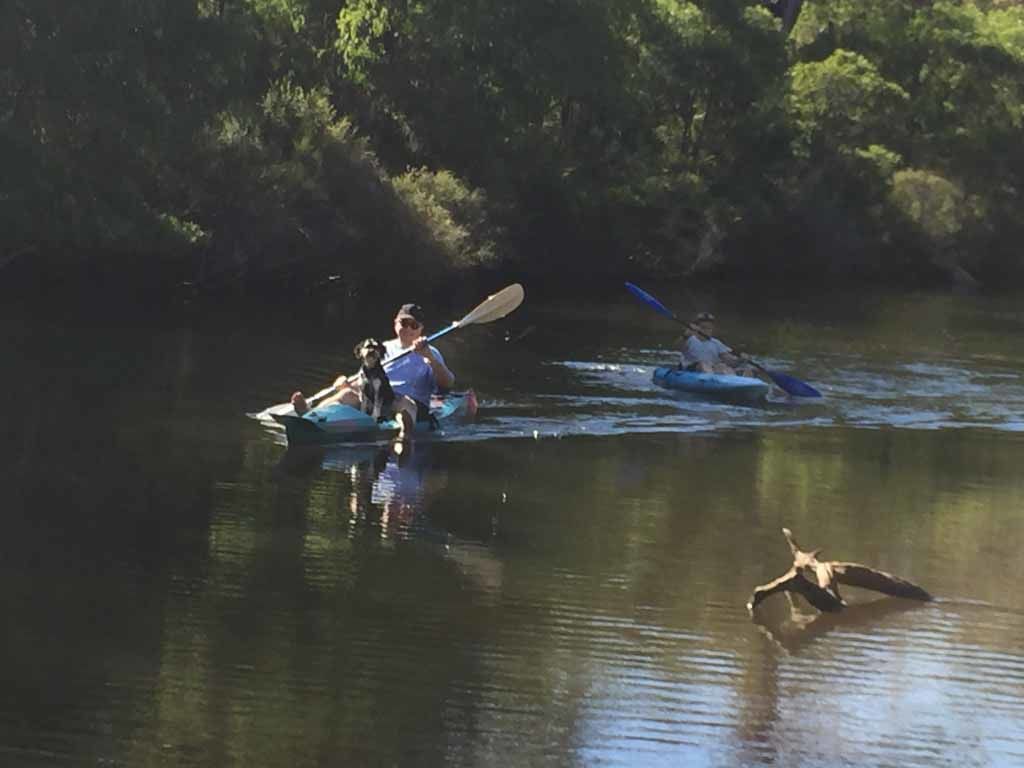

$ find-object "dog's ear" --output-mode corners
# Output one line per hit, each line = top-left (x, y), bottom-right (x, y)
(353, 341), (365, 360)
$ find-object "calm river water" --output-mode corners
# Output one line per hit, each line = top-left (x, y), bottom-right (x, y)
(3, 285), (1024, 767)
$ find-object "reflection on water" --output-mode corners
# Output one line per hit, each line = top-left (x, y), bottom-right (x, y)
(3, 290), (1024, 767)
(276, 442), (504, 596)
(752, 593), (933, 654)
(277, 442), (442, 538)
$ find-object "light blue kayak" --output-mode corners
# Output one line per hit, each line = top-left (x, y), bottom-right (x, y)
(652, 366), (770, 403)
(265, 391), (478, 446)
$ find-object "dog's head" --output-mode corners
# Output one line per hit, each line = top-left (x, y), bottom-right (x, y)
(353, 338), (387, 367)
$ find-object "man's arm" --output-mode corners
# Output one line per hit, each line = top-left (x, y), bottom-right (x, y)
(414, 340), (455, 389)
(431, 359), (454, 390)
(715, 338), (741, 365)
(332, 373), (356, 389)
(679, 335), (697, 363)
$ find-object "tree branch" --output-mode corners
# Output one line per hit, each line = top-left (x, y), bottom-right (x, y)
(748, 528), (932, 617)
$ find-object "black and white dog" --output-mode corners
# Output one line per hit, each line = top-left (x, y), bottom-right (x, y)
(352, 338), (395, 421)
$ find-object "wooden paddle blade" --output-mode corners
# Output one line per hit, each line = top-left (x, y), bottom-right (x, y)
(382, 284), (525, 368)
(459, 283), (525, 326)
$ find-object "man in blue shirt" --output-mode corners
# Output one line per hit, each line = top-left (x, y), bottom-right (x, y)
(291, 303), (455, 441)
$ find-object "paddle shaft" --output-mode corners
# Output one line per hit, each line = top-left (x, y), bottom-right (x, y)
(308, 328), (448, 404)
(304, 284), (524, 408)
(646, 302), (760, 367)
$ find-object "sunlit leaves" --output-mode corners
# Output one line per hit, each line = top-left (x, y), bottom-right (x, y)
(392, 168), (500, 268)
(910, 2), (1024, 147)
(247, 0), (308, 32)
(5, 0), (1024, 287)
(989, 5), (1024, 57)
(890, 169), (965, 244)
(786, 50), (908, 158)
(336, 0), (396, 82)
(854, 144), (903, 179)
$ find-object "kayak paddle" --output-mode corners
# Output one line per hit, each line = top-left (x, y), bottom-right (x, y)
(301, 283), (526, 409)
(624, 281), (822, 398)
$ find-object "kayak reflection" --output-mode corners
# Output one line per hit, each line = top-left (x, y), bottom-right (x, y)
(345, 442), (444, 539)
(277, 442), (503, 594)
(276, 441), (441, 530)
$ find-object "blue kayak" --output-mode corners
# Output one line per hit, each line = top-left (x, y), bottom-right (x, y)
(652, 366), (770, 403)
(265, 391), (478, 446)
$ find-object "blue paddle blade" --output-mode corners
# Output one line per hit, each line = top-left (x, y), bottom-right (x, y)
(625, 282), (677, 321)
(767, 370), (822, 398)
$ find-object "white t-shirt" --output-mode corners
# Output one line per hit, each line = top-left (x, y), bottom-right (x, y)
(681, 335), (731, 366)
(383, 339), (450, 405)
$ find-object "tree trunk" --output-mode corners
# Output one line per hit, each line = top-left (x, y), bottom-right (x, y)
(781, 0), (804, 35)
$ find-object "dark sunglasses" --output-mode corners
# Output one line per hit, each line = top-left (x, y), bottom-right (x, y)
(398, 317), (421, 329)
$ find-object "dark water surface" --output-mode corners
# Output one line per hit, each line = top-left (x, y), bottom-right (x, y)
(3, 287), (1024, 767)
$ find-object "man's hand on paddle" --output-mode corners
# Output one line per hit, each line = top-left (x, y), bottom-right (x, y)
(412, 336), (436, 362)
(413, 336), (455, 389)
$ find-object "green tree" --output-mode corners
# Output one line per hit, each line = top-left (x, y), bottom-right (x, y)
(905, 1), (1024, 278)
(777, 49), (908, 274)
(790, 0), (1024, 281)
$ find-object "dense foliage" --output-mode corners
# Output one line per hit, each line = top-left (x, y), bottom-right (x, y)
(3, 0), (1023, 295)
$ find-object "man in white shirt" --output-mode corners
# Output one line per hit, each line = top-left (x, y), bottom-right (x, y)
(680, 312), (753, 376)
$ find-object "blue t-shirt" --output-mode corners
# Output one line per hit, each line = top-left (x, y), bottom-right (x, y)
(383, 339), (449, 405)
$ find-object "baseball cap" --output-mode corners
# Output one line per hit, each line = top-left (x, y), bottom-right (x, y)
(396, 303), (425, 324)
